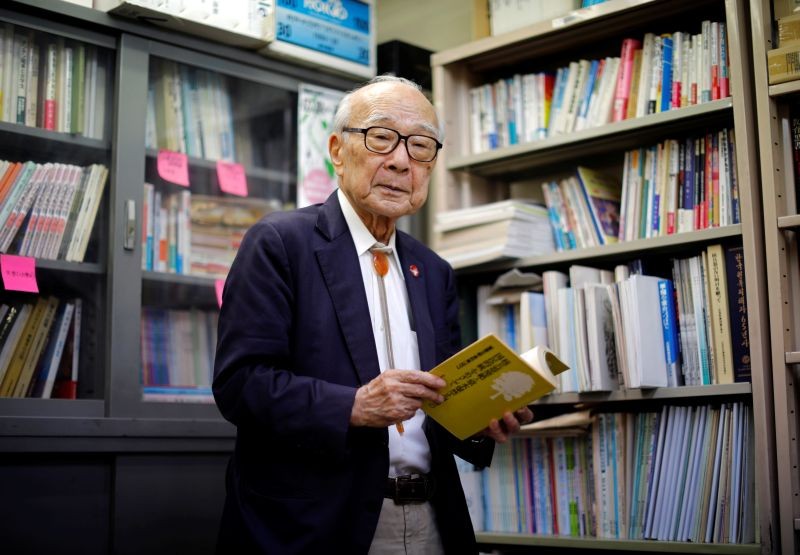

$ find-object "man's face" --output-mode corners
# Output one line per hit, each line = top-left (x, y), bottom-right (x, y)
(329, 82), (439, 223)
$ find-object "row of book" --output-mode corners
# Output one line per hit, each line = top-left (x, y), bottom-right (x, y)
(480, 243), (750, 392)
(0, 161), (108, 262)
(469, 20), (729, 153)
(541, 128), (739, 253)
(0, 296), (81, 399)
(464, 403), (754, 544)
(434, 200), (554, 268)
(142, 184), (274, 276)
(0, 22), (109, 139)
(145, 58), (237, 162)
(140, 307), (218, 403)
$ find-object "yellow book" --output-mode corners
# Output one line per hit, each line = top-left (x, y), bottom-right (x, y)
(0, 298), (47, 397)
(422, 334), (570, 440)
(706, 244), (733, 384)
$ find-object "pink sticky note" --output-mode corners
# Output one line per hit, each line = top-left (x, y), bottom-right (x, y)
(215, 279), (225, 308)
(1, 254), (38, 293)
(157, 150), (190, 187)
(216, 161), (248, 197)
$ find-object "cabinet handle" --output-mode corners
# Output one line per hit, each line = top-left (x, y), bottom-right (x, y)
(124, 199), (136, 251)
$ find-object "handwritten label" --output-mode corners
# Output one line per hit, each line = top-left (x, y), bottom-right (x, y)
(157, 150), (190, 187)
(1, 254), (38, 293)
(215, 279), (225, 308)
(216, 161), (248, 197)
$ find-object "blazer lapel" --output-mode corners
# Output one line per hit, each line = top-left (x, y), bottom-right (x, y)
(397, 235), (436, 372)
(315, 193), (381, 386)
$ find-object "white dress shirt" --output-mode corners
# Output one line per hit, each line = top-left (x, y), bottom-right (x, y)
(338, 189), (431, 476)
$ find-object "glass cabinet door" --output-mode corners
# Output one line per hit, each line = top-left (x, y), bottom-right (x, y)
(0, 13), (114, 413)
(139, 55), (299, 406)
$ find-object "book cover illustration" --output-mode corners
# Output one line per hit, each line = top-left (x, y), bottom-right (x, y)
(422, 334), (570, 440)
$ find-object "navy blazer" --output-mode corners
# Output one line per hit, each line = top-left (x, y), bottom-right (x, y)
(213, 192), (494, 554)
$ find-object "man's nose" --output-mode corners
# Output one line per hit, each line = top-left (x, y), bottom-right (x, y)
(384, 139), (411, 171)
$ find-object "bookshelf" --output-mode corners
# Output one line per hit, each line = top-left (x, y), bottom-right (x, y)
(0, 2), (357, 553)
(432, 0), (777, 551)
(749, 0), (800, 553)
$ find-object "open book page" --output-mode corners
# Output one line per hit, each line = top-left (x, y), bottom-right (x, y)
(422, 334), (570, 440)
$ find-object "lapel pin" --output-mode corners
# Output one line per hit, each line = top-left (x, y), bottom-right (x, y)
(409, 264), (420, 277)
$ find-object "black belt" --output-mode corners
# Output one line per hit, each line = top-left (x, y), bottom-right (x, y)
(385, 473), (435, 504)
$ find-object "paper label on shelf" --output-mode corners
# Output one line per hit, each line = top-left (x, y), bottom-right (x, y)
(157, 150), (190, 187)
(216, 161), (249, 197)
(1, 254), (38, 293)
(215, 279), (225, 307)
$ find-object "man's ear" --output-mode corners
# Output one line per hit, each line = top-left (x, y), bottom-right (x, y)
(329, 133), (345, 177)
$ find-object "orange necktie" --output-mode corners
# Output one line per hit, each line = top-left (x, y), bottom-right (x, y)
(370, 243), (404, 435)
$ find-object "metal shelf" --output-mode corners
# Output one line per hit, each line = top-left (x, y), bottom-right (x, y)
(534, 383), (752, 406)
(145, 148), (295, 183)
(446, 99), (733, 178)
(769, 80), (800, 98)
(433, 0), (712, 71)
(452, 225), (742, 273)
(475, 532), (760, 553)
(35, 259), (106, 275)
(777, 215), (800, 230)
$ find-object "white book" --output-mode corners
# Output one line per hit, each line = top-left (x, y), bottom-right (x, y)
(635, 34), (654, 118)
(1, 23), (15, 123)
(542, 270), (568, 352)
(67, 164), (109, 262)
(573, 287), (591, 391)
(584, 283), (617, 391)
(50, 165), (83, 259)
(469, 87), (482, 153)
(594, 57), (619, 127)
(553, 62), (579, 135)
(556, 287), (579, 393)
(12, 30), (30, 125)
(620, 275), (668, 388)
(563, 59), (589, 133)
(24, 38), (38, 127)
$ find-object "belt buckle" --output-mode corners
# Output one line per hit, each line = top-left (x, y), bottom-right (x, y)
(395, 474), (424, 504)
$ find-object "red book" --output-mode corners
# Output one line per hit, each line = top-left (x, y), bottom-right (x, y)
(612, 38), (641, 122)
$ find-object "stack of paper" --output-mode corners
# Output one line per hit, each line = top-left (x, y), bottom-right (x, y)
(435, 200), (555, 269)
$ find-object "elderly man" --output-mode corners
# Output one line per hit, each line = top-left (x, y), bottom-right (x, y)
(213, 75), (532, 554)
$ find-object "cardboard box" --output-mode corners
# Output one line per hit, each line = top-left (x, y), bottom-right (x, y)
(768, 44), (800, 85)
(93, 0), (273, 49)
(774, 0), (800, 21)
(489, 0), (579, 36)
(779, 13), (800, 47)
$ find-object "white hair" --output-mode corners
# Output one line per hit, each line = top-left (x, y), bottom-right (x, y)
(332, 74), (444, 141)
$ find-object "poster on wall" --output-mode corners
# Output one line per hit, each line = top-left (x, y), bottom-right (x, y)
(297, 83), (345, 208)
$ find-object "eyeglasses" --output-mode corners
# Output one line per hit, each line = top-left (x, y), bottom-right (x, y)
(343, 126), (443, 162)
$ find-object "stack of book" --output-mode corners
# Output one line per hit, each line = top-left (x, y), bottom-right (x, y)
(435, 200), (554, 269)
(188, 194), (276, 277)
(0, 161), (109, 262)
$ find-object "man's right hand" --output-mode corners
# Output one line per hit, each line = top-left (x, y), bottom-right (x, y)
(350, 370), (446, 427)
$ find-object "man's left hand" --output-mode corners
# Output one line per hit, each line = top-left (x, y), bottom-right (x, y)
(478, 407), (534, 444)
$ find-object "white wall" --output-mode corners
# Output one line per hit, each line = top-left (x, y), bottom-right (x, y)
(376, 0), (475, 53)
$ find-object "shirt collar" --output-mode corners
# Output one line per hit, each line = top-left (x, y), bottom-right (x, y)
(337, 188), (397, 257)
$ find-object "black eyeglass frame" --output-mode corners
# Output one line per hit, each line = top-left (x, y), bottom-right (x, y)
(343, 126), (443, 162)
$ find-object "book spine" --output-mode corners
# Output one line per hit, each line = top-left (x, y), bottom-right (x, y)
(658, 279), (680, 387)
(724, 245), (751, 382)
